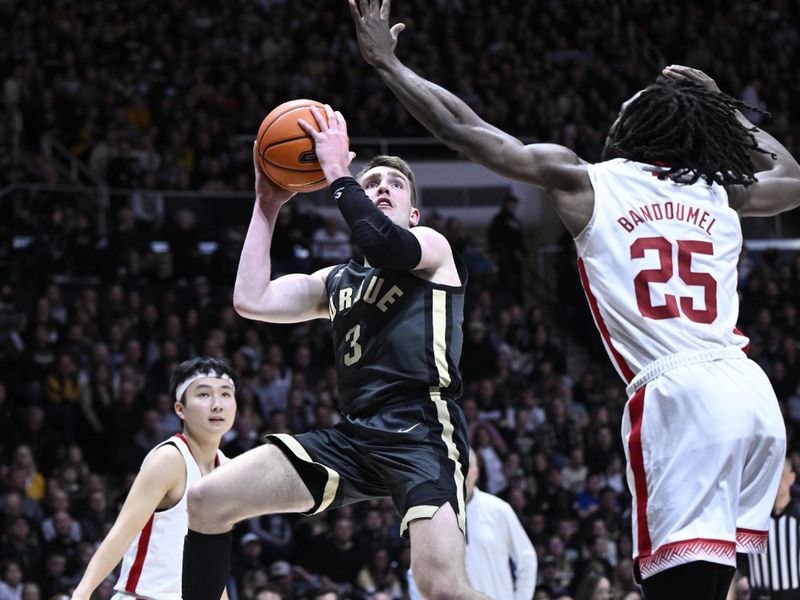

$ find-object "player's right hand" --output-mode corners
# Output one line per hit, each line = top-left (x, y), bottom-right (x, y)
(253, 141), (296, 206)
(297, 104), (356, 182)
(662, 64), (722, 93)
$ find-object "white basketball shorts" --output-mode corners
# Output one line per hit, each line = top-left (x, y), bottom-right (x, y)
(621, 348), (786, 580)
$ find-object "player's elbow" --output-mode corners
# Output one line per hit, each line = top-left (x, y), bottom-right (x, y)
(233, 287), (271, 321)
(232, 295), (255, 319)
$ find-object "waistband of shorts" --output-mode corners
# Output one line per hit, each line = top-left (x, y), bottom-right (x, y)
(626, 347), (747, 397)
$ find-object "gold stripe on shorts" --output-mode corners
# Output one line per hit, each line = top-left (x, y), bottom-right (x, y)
(400, 504), (440, 536)
(271, 433), (340, 514)
(428, 387), (465, 535)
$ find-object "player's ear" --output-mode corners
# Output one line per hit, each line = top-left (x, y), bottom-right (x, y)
(409, 207), (420, 227)
(174, 400), (185, 420)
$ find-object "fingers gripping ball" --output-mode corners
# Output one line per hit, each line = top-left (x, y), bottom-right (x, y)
(256, 99), (329, 193)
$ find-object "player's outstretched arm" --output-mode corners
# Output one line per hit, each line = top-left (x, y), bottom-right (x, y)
(233, 144), (332, 324)
(663, 65), (800, 217)
(70, 446), (185, 600)
(347, 0), (587, 193)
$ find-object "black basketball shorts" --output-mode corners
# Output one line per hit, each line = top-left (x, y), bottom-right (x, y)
(267, 389), (469, 537)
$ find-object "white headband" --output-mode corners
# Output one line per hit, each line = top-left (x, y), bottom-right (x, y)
(175, 372), (235, 402)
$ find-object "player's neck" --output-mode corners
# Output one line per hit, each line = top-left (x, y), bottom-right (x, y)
(180, 430), (221, 474)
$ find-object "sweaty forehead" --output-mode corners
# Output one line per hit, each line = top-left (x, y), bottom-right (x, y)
(359, 166), (409, 185)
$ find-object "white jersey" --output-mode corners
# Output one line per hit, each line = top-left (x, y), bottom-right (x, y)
(576, 159), (749, 383)
(113, 434), (227, 600)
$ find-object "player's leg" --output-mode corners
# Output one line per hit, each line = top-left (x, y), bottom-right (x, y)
(183, 444), (315, 600)
(188, 443), (314, 533)
(641, 561), (734, 600)
(408, 502), (490, 600)
(626, 364), (745, 587)
(734, 359), (785, 557)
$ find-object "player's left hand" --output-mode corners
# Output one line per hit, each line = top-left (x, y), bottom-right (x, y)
(662, 64), (721, 93)
(348, 0), (406, 67)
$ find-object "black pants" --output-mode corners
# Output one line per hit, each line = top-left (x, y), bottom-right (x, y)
(642, 561), (735, 600)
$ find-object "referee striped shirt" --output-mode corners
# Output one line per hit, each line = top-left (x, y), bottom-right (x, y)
(748, 501), (800, 599)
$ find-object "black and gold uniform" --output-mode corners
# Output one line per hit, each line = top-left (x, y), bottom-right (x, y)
(268, 255), (469, 537)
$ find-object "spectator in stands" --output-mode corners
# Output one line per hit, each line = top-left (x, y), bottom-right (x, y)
(356, 547), (403, 599)
(0, 560), (23, 600)
(304, 516), (367, 587)
(488, 194), (527, 303)
(10, 446), (45, 502)
(574, 570), (613, 600)
(78, 490), (112, 545)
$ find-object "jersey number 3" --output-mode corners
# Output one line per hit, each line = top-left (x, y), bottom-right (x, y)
(631, 237), (717, 324)
(343, 324), (362, 366)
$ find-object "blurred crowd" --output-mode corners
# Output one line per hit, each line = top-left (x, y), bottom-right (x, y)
(1, 0), (798, 190)
(2, 0), (800, 599)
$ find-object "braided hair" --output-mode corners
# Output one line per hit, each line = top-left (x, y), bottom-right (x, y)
(602, 78), (776, 186)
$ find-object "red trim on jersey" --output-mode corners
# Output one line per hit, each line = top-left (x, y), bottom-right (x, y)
(628, 386), (651, 557)
(736, 527), (768, 553)
(638, 537), (736, 578)
(125, 513), (155, 592)
(175, 433), (193, 457)
(733, 327), (751, 355)
(577, 258), (635, 382)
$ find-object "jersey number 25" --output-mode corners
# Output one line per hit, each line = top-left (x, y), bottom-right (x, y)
(631, 236), (717, 324)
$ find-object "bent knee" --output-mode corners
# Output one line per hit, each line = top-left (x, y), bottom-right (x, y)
(414, 571), (469, 600)
(186, 480), (214, 518)
(186, 480), (207, 513)
(186, 480), (232, 530)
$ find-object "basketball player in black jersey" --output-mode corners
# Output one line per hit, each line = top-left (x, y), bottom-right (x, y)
(181, 104), (489, 600)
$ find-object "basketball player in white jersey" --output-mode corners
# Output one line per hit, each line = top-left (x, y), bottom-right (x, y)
(349, 2), (800, 598)
(70, 357), (237, 600)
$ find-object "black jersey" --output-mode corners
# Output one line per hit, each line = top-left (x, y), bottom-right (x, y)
(325, 254), (467, 416)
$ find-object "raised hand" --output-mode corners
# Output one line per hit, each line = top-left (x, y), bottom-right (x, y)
(297, 104), (356, 182)
(348, 0), (406, 67)
(662, 64), (721, 93)
(253, 142), (296, 206)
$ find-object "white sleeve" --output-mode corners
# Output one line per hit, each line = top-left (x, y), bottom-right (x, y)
(503, 503), (538, 600)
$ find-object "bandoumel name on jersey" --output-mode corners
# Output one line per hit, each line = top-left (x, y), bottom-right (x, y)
(575, 159), (749, 382)
(327, 257), (466, 416)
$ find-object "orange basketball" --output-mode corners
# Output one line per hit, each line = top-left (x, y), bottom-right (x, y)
(256, 99), (328, 193)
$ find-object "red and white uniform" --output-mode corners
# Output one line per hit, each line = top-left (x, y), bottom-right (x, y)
(112, 434), (226, 600)
(576, 158), (785, 578)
